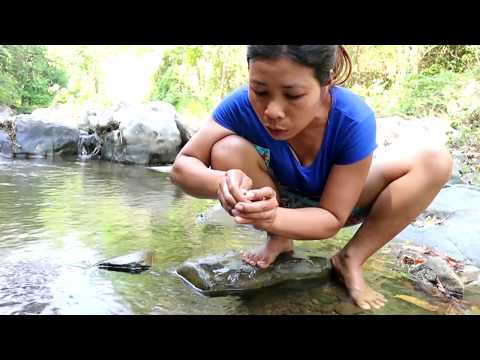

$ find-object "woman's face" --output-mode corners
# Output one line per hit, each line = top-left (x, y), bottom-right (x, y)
(248, 57), (329, 141)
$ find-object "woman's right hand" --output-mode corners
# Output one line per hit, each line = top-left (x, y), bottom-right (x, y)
(217, 169), (253, 215)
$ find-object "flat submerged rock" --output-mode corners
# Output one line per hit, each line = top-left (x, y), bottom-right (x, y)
(95, 250), (154, 274)
(177, 250), (332, 297)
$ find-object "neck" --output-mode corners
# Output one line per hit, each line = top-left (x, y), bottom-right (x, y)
(287, 87), (332, 166)
(293, 87), (331, 144)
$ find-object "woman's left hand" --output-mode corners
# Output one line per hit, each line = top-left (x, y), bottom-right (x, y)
(231, 186), (279, 231)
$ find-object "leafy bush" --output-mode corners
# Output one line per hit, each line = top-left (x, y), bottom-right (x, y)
(0, 45), (68, 113)
(150, 45), (248, 118)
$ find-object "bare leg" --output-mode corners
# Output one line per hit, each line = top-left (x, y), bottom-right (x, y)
(211, 135), (293, 268)
(331, 147), (453, 310)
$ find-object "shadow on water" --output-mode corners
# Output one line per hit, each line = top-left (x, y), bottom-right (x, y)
(1, 157), (479, 315)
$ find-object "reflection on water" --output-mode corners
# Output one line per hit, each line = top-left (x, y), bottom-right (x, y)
(1, 157), (479, 315)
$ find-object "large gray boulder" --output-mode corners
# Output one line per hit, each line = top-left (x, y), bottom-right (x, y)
(394, 184), (480, 267)
(13, 117), (80, 157)
(177, 249), (332, 296)
(30, 105), (80, 128)
(0, 129), (13, 158)
(0, 106), (14, 121)
(175, 115), (201, 148)
(103, 102), (181, 165)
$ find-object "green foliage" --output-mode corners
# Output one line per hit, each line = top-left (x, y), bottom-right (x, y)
(150, 45), (248, 118)
(48, 45), (104, 107)
(448, 106), (480, 153)
(0, 45), (68, 113)
(398, 70), (460, 116)
(419, 45), (480, 73)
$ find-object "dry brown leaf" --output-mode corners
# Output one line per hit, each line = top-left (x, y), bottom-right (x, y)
(394, 294), (439, 312)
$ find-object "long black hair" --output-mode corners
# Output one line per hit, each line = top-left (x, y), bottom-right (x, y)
(246, 45), (352, 86)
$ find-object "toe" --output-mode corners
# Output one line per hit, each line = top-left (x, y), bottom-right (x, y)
(257, 260), (270, 269)
(371, 298), (385, 309)
(252, 253), (263, 264)
(370, 301), (381, 310)
(357, 301), (371, 310)
(244, 253), (254, 265)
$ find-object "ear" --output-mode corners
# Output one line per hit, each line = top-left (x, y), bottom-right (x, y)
(322, 69), (334, 86)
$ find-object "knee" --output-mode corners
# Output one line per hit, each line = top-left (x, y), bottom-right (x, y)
(211, 135), (256, 168)
(417, 146), (453, 185)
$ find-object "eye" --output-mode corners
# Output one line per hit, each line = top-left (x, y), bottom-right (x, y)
(252, 89), (268, 97)
(286, 94), (305, 100)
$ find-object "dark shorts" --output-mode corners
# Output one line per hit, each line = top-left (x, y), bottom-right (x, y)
(254, 144), (369, 227)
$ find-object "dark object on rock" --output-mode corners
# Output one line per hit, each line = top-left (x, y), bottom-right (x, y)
(95, 120), (120, 136)
(177, 250), (332, 297)
(95, 250), (154, 274)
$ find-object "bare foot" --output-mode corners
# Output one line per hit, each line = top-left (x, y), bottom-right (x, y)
(331, 252), (387, 310)
(242, 236), (294, 269)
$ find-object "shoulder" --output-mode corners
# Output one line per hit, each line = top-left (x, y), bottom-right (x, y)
(212, 85), (260, 137)
(215, 85), (250, 112)
(330, 86), (375, 124)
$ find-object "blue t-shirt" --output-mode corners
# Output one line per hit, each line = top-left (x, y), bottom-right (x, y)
(212, 85), (377, 200)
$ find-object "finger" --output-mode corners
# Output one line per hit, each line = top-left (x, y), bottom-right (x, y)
(221, 181), (238, 208)
(233, 216), (255, 224)
(217, 191), (232, 215)
(226, 175), (248, 203)
(245, 187), (276, 202)
(234, 198), (277, 214)
(232, 208), (275, 221)
(240, 177), (253, 194)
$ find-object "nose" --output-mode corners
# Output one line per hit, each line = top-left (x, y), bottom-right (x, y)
(264, 101), (285, 123)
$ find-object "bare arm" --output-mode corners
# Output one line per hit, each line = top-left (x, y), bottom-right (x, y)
(170, 117), (235, 199)
(234, 155), (373, 239)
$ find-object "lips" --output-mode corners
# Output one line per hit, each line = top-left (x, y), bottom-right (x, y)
(267, 127), (288, 137)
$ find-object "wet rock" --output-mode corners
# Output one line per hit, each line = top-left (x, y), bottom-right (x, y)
(78, 133), (103, 160)
(30, 106), (79, 128)
(13, 117), (79, 158)
(105, 102), (181, 165)
(409, 257), (464, 299)
(175, 115), (195, 148)
(95, 250), (154, 274)
(0, 130), (12, 158)
(395, 184), (480, 266)
(0, 106), (14, 121)
(176, 250), (332, 297)
(396, 246), (465, 299)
